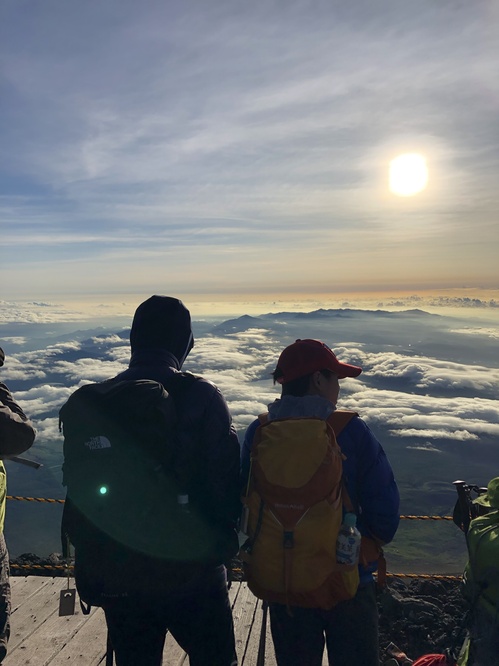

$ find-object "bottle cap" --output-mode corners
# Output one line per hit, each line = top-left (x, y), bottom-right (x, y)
(344, 512), (357, 527)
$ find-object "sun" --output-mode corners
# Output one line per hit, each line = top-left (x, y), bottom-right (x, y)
(389, 153), (428, 197)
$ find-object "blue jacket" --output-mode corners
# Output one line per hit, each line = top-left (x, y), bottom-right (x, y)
(241, 395), (400, 584)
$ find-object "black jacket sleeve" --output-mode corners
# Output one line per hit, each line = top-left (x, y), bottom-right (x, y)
(179, 379), (240, 527)
(0, 382), (36, 457)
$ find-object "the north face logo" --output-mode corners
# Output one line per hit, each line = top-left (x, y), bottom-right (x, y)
(84, 435), (111, 450)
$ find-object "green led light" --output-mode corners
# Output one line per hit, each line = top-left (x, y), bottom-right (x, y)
(99, 486), (108, 495)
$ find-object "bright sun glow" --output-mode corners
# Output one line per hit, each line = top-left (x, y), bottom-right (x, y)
(389, 153), (428, 197)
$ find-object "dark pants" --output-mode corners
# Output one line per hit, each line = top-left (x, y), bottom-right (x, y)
(269, 583), (379, 666)
(469, 608), (499, 666)
(104, 566), (237, 666)
(0, 534), (10, 664)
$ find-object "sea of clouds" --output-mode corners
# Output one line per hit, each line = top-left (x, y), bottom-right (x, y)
(1, 301), (498, 567)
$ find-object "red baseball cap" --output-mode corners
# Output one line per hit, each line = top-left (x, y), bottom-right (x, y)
(274, 339), (362, 384)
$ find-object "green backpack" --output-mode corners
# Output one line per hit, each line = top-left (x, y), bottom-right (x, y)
(462, 509), (499, 618)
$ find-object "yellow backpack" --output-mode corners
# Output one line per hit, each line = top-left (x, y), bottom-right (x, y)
(240, 410), (359, 609)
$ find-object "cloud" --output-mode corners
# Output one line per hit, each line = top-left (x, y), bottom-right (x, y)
(0, 300), (84, 324)
(341, 386), (499, 439)
(2, 307), (497, 462)
(450, 327), (499, 339)
(358, 350), (499, 392)
(0, 337), (27, 346)
(0, 358), (47, 382)
(406, 442), (443, 453)
(51, 358), (126, 382)
(32, 416), (62, 444)
(390, 429), (478, 441)
(15, 384), (76, 419)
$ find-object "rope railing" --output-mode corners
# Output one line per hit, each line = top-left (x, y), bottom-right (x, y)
(387, 573), (461, 581)
(8, 562), (463, 582)
(399, 515), (453, 521)
(7, 495), (463, 580)
(7, 495), (65, 504)
(11, 563), (71, 572)
(7, 497), (456, 521)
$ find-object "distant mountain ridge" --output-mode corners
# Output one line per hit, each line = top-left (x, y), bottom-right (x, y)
(210, 308), (438, 334)
(264, 307), (438, 319)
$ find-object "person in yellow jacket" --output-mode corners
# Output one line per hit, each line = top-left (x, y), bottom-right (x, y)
(0, 346), (36, 662)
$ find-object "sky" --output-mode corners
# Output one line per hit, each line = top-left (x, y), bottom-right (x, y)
(2, 0), (499, 302)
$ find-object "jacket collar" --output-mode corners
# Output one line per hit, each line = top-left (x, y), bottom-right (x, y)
(128, 348), (180, 371)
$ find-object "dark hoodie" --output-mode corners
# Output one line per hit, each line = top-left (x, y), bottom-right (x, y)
(129, 295), (194, 368)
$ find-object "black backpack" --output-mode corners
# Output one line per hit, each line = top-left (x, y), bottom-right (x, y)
(59, 373), (222, 607)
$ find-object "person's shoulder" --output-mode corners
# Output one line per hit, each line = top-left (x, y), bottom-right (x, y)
(342, 412), (369, 434)
(176, 371), (215, 393)
(339, 412), (379, 449)
(245, 417), (261, 438)
(173, 371), (227, 406)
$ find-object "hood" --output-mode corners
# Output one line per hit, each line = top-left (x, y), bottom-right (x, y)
(129, 295), (194, 368)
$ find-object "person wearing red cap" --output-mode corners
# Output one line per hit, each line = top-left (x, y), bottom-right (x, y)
(241, 339), (400, 666)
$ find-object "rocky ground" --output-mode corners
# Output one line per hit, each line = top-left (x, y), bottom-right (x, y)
(377, 577), (467, 663)
(11, 553), (468, 664)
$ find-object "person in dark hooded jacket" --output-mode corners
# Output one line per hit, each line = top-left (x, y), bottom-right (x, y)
(101, 296), (240, 666)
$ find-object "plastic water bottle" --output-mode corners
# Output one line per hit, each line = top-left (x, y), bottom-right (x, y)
(177, 493), (190, 514)
(336, 513), (361, 566)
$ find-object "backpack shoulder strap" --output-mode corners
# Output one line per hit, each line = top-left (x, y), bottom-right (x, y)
(257, 412), (269, 426)
(255, 410), (356, 436)
(327, 410), (357, 438)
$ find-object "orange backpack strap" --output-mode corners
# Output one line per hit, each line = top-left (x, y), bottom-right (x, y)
(257, 412), (269, 426)
(258, 410), (356, 433)
(326, 409), (357, 437)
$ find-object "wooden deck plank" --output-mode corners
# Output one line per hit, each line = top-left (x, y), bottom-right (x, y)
(7, 578), (69, 653)
(48, 609), (109, 666)
(233, 582), (260, 661)
(9, 576), (54, 611)
(5, 578), (109, 665)
(239, 598), (273, 665)
(163, 631), (189, 666)
(4, 578), (283, 665)
(6, 607), (104, 665)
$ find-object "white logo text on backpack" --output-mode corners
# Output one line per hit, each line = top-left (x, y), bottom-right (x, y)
(84, 435), (112, 450)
